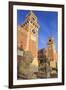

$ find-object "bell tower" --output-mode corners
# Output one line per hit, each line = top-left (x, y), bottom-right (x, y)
(25, 11), (39, 57)
(18, 11), (39, 72)
(25, 11), (39, 72)
(47, 37), (57, 61)
(47, 37), (57, 75)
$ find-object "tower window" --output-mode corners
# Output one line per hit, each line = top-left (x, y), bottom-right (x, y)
(32, 17), (35, 20)
(32, 29), (36, 35)
(49, 39), (51, 42)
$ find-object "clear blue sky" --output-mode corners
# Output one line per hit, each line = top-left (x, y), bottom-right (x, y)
(17, 10), (58, 50)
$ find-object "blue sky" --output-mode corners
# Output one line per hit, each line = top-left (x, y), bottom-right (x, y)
(17, 10), (58, 50)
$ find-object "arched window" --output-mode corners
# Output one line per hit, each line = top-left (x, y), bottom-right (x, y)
(32, 29), (36, 36)
(20, 41), (23, 50)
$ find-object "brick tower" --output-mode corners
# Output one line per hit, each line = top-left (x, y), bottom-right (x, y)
(47, 37), (58, 76)
(17, 11), (39, 72)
